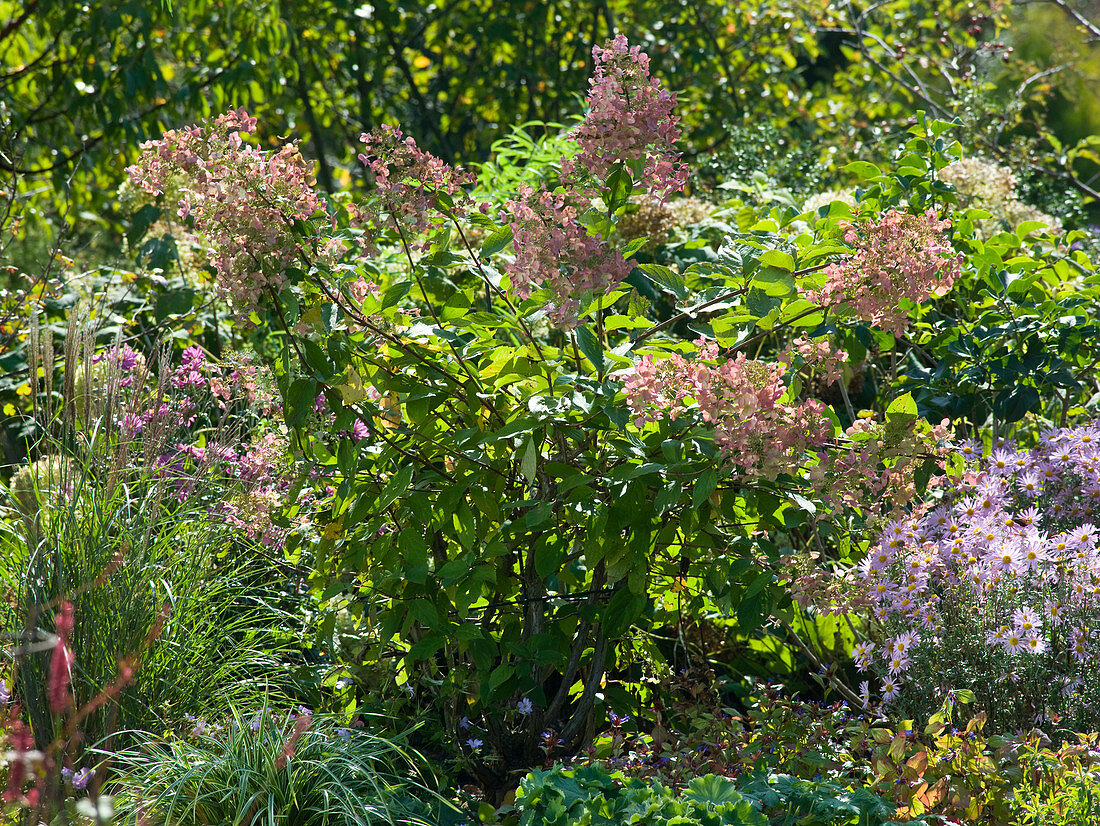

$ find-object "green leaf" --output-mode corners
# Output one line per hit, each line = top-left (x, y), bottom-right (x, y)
(286, 377), (318, 428)
(753, 266), (795, 297)
(636, 263), (688, 300)
(692, 469), (718, 510)
(378, 465), (414, 510)
(481, 224), (513, 257)
(746, 288), (780, 319)
(993, 385), (1039, 425)
(489, 663), (514, 690)
(520, 436), (538, 483)
(621, 236), (648, 259)
(605, 164), (633, 214)
(760, 249), (795, 272)
(575, 326), (605, 373)
(127, 204), (161, 245)
(886, 392), (918, 418)
(842, 160), (882, 179)
(381, 280), (412, 309)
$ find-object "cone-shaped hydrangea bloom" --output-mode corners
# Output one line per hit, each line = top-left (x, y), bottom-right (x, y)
(127, 109), (327, 317)
(564, 34), (687, 200)
(504, 186), (633, 329)
(358, 125), (475, 249)
(807, 209), (962, 335)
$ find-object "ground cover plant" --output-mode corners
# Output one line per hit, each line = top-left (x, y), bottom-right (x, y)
(5, 2), (1100, 825)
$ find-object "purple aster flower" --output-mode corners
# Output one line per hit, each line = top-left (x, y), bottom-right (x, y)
(70, 767), (94, 791)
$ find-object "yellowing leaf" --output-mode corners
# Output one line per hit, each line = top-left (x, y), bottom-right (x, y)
(413, 54), (430, 69)
(3, 403), (15, 415)
(336, 367), (369, 403)
(15, 383), (31, 397)
(322, 520), (344, 540)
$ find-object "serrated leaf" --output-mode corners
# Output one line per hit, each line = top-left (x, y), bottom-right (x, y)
(636, 263), (688, 300)
(480, 224), (513, 257)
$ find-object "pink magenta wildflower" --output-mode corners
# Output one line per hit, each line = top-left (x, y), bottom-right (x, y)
(806, 209), (962, 335)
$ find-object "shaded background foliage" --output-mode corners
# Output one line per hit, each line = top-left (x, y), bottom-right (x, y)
(4, 0), (1100, 272)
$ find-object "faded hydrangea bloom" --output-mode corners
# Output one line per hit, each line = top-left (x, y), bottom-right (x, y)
(504, 186), (633, 328)
(617, 194), (713, 251)
(563, 34), (687, 200)
(357, 125), (476, 249)
(805, 209), (962, 336)
(939, 157), (1061, 237)
(622, 339), (832, 480)
(127, 109), (335, 317)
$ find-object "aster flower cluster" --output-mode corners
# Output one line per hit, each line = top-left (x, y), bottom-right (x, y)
(126, 109), (332, 317)
(622, 339), (832, 480)
(562, 34), (688, 200)
(806, 209), (962, 336)
(851, 422), (1100, 731)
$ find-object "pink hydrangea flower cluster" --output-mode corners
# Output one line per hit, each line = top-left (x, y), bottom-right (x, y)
(500, 37), (686, 329)
(126, 109), (325, 316)
(780, 334), (848, 386)
(806, 209), (962, 335)
(504, 186), (633, 328)
(622, 339), (832, 480)
(563, 34), (687, 200)
(808, 414), (950, 514)
(850, 422), (1100, 729)
(358, 125), (475, 250)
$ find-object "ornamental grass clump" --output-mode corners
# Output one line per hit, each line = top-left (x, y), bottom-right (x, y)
(851, 422), (1100, 734)
(109, 707), (460, 826)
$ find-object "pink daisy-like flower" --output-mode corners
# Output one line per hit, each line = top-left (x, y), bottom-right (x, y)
(1023, 634), (1047, 655)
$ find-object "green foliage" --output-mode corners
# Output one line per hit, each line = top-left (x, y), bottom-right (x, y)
(514, 763), (926, 826)
(109, 707), (461, 825)
(2, 451), (296, 751)
(1009, 735), (1100, 825)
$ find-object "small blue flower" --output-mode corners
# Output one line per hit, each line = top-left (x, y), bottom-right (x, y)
(517, 698), (534, 715)
(334, 727), (352, 740)
(466, 738), (483, 749)
(459, 716), (471, 729)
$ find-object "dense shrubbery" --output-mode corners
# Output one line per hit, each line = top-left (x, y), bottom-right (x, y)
(5, 3), (1100, 824)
